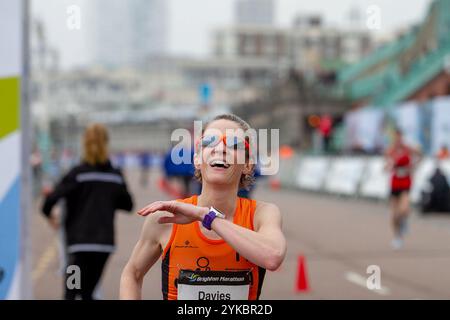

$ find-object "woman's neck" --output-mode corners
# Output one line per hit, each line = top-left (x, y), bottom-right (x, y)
(197, 183), (239, 219)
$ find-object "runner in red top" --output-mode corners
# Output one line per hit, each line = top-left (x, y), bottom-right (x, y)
(385, 129), (421, 250)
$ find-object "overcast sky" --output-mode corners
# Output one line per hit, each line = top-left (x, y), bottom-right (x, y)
(32, 0), (432, 70)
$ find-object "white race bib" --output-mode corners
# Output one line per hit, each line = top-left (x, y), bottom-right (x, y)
(395, 167), (410, 178)
(177, 270), (251, 301)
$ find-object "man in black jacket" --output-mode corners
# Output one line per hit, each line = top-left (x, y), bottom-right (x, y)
(421, 167), (450, 214)
(42, 124), (133, 300)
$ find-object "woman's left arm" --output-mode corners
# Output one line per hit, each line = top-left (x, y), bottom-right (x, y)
(207, 202), (286, 271)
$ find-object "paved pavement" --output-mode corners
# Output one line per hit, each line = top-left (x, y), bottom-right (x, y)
(31, 168), (450, 300)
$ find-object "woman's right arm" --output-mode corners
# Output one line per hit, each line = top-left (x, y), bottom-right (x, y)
(41, 169), (78, 229)
(120, 212), (170, 300)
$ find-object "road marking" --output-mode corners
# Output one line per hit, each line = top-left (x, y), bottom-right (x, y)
(345, 271), (391, 296)
(32, 239), (58, 282)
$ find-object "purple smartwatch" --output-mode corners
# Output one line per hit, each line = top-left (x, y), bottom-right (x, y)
(202, 207), (226, 230)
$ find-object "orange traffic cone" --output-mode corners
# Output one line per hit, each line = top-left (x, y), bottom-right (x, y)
(296, 255), (310, 293)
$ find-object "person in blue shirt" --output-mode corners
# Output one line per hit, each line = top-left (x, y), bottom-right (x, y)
(139, 151), (152, 187)
(163, 145), (195, 198)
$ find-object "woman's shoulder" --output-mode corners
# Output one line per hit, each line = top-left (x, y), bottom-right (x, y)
(236, 198), (279, 214)
(252, 200), (282, 230)
(255, 200), (280, 213)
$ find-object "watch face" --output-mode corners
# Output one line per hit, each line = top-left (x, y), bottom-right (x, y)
(211, 207), (225, 219)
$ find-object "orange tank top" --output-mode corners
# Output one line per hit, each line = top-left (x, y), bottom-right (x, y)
(161, 195), (266, 300)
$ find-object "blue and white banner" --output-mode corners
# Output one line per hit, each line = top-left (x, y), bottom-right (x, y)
(0, 0), (25, 300)
(344, 107), (384, 152)
(393, 101), (421, 149)
(431, 96), (450, 156)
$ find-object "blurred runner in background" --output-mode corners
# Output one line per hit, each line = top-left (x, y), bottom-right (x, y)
(420, 145), (450, 213)
(31, 146), (43, 197)
(139, 150), (152, 187)
(385, 129), (421, 250)
(319, 114), (333, 153)
(420, 167), (450, 214)
(114, 151), (127, 170)
(41, 124), (134, 300)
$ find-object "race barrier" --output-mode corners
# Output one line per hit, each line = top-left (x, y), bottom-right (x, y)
(359, 158), (390, 200)
(279, 155), (450, 205)
(295, 157), (329, 191)
(277, 155), (301, 189)
(323, 157), (366, 196)
(410, 159), (438, 204)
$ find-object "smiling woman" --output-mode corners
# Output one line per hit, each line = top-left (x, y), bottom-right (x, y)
(120, 114), (287, 301)
(194, 114), (256, 191)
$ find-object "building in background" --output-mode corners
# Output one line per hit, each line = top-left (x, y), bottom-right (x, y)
(335, 0), (450, 108)
(233, 0), (450, 152)
(91, 0), (168, 67)
(289, 14), (373, 72)
(235, 0), (275, 26)
(332, 0), (450, 155)
(128, 0), (168, 62)
(213, 14), (373, 74)
(213, 26), (289, 65)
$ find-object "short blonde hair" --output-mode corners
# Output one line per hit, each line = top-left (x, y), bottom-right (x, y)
(195, 114), (256, 190)
(83, 124), (109, 166)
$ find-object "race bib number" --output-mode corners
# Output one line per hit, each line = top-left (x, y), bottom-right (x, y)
(395, 167), (410, 178)
(177, 270), (251, 300)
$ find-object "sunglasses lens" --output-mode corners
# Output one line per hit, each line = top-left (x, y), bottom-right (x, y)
(226, 136), (246, 150)
(201, 135), (218, 148)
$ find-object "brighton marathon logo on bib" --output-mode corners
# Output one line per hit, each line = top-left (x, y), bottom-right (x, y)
(177, 270), (251, 300)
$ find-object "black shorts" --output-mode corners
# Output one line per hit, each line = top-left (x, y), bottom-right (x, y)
(390, 189), (410, 198)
